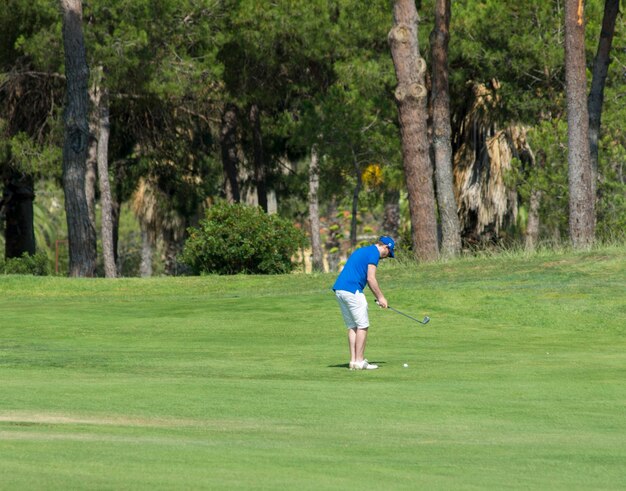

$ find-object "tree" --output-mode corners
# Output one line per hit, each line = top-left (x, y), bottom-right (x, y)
(98, 0), (223, 275)
(430, 0), (461, 258)
(449, 1), (565, 246)
(274, 1), (400, 260)
(1, 168), (36, 258)
(220, 103), (241, 203)
(448, 0), (625, 248)
(60, 0), (97, 276)
(93, 67), (116, 278)
(0, 0), (62, 260)
(249, 104), (268, 211)
(564, 0), (595, 248)
(588, 0), (620, 194)
(524, 147), (542, 250)
(388, 0), (438, 261)
(308, 144), (324, 272)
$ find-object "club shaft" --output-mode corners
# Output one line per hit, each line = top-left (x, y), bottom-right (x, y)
(388, 306), (427, 324)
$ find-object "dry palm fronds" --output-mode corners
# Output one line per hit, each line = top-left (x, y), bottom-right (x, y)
(453, 82), (532, 242)
(454, 129), (518, 239)
(131, 177), (185, 243)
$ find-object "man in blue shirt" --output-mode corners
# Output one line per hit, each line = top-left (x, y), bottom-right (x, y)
(332, 236), (395, 370)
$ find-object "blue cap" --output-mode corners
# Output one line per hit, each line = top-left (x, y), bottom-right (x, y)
(379, 236), (395, 258)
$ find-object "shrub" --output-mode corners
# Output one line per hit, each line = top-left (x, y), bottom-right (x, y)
(2, 252), (50, 276)
(181, 203), (306, 275)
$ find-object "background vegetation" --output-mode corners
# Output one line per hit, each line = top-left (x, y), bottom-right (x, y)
(1, 0), (624, 275)
(181, 202), (305, 274)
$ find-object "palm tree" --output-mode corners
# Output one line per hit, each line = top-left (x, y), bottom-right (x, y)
(131, 178), (185, 277)
(453, 82), (533, 245)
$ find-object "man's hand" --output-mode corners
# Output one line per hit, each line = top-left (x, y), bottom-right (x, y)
(376, 297), (388, 309)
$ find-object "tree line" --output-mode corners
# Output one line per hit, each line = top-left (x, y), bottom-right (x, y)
(1, 0), (624, 277)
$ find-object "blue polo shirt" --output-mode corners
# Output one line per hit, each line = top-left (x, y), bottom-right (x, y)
(332, 245), (380, 294)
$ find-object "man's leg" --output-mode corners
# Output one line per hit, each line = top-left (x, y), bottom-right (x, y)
(347, 328), (357, 367)
(354, 327), (377, 369)
(356, 327), (368, 363)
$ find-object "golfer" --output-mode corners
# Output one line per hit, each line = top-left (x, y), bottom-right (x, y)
(332, 236), (395, 370)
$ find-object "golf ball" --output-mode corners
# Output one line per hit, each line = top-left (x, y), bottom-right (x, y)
(403, 363), (408, 368)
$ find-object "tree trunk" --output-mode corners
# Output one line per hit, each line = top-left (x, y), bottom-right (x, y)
(162, 227), (179, 276)
(388, 0), (438, 262)
(325, 196), (341, 272)
(350, 152), (361, 248)
(2, 169), (36, 258)
(564, 0), (595, 248)
(249, 104), (268, 212)
(95, 75), (116, 278)
(308, 144), (324, 272)
(86, 66), (101, 231)
(139, 225), (153, 277)
(382, 189), (400, 239)
(430, 0), (461, 258)
(220, 103), (240, 203)
(588, 0), (619, 196)
(60, 0), (97, 276)
(112, 198), (121, 274)
(524, 148), (542, 251)
(85, 134), (97, 230)
(525, 188), (542, 251)
(113, 163), (123, 274)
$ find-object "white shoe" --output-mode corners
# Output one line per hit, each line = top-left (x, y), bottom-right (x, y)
(354, 360), (378, 370)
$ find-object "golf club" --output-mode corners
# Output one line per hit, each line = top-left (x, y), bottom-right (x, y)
(376, 300), (430, 325)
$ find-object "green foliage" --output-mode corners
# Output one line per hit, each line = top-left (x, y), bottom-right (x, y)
(2, 0), (625, 260)
(29, 181), (67, 274)
(0, 0), (60, 70)
(7, 132), (62, 176)
(514, 119), (570, 240)
(181, 203), (305, 275)
(597, 136), (626, 241)
(595, 67), (626, 242)
(83, 0), (224, 97)
(451, 0), (566, 122)
(509, 116), (626, 244)
(272, 0), (401, 214)
(1, 251), (49, 275)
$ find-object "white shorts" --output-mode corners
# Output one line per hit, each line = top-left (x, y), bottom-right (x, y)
(335, 290), (369, 329)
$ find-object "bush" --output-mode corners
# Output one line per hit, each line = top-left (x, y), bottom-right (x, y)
(181, 203), (305, 275)
(2, 252), (50, 276)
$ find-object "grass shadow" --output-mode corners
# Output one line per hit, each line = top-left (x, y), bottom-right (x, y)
(328, 361), (386, 369)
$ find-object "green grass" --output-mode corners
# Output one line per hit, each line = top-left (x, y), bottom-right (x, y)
(1, 246), (625, 490)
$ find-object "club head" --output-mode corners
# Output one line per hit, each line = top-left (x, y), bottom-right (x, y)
(422, 316), (430, 324)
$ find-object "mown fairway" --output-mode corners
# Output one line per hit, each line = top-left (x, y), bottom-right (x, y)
(1, 247), (625, 490)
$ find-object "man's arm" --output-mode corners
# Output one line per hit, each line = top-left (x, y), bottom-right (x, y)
(367, 264), (388, 308)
